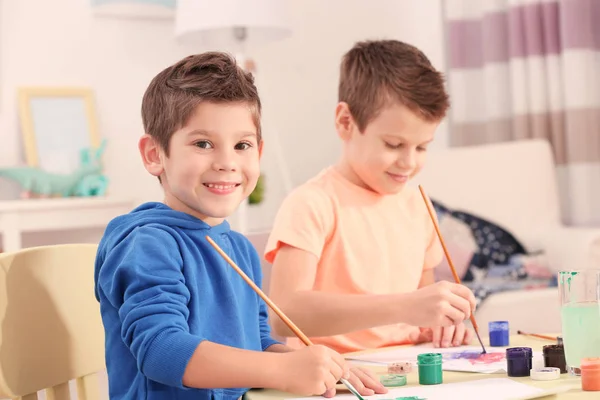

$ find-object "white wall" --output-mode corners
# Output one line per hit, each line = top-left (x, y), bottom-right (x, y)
(0, 0), (448, 246)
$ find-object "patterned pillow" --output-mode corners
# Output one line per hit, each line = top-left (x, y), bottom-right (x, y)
(432, 199), (527, 282)
(433, 211), (477, 282)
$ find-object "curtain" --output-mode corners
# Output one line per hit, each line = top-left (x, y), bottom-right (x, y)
(444, 0), (600, 225)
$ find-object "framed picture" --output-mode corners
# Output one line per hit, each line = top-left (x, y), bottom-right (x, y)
(18, 87), (101, 174)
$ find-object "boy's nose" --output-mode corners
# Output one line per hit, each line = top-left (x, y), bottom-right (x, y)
(213, 161), (237, 171)
(397, 151), (416, 169)
(212, 152), (237, 171)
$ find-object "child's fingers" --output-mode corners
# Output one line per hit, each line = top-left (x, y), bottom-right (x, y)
(443, 302), (469, 325)
(449, 284), (477, 311)
(432, 327), (443, 348)
(329, 350), (350, 380)
(463, 326), (475, 344)
(451, 324), (465, 347)
(351, 367), (387, 394)
(446, 294), (473, 322)
(345, 370), (374, 396)
(441, 325), (455, 347)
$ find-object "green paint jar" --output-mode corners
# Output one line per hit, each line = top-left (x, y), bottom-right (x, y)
(417, 353), (443, 385)
(379, 373), (407, 387)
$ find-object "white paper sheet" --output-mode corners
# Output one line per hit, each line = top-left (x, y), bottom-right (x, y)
(286, 378), (574, 400)
(346, 345), (542, 374)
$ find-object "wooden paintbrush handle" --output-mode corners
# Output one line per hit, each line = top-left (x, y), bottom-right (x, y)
(205, 236), (313, 346)
(418, 186), (462, 284)
(418, 186), (482, 334)
(517, 331), (557, 341)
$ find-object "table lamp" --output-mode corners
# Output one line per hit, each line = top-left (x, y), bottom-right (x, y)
(174, 0), (294, 234)
(90, 0), (176, 19)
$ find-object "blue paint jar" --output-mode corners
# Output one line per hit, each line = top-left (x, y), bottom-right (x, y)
(489, 320), (509, 347)
(506, 347), (533, 377)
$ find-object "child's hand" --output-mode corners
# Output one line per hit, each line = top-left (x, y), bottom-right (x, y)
(277, 345), (349, 396)
(404, 281), (476, 327)
(431, 323), (473, 348)
(343, 367), (388, 397)
(410, 324), (474, 348)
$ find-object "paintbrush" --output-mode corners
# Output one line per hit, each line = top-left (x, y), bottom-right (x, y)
(418, 185), (488, 355)
(517, 330), (558, 341)
(205, 236), (365, 400)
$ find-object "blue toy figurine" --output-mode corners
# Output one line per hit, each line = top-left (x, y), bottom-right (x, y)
(0, 139), (109, 198)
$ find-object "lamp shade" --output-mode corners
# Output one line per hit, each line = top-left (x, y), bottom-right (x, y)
(91, 0), (175, 19)
(175, 0), (292, 50)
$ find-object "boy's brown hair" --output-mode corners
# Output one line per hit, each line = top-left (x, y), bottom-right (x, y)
(339, 39), (450, 132)
(141, 52), (262, 155)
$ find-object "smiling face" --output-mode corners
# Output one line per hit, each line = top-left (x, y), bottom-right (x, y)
(140, 101), (262, 225)
(335, 101), (439, 195)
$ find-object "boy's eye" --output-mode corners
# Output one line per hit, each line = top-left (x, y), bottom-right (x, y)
(194, 140), (213, 149)
(384, 141), (401, 149)
(235, 141), (253, 150)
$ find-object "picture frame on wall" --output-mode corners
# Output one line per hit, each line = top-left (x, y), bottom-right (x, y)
(18, 87), (101, 174)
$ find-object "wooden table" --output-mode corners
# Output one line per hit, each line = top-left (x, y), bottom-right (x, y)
(246, 335), (593, 399)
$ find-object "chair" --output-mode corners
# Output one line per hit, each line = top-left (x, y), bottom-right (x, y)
(0, 244), (105, 400)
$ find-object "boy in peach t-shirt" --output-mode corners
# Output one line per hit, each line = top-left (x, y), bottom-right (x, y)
(265, 40), (477, 363)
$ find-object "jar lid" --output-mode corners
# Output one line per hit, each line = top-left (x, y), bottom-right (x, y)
(581, 357), (600, 370)
(379, 374), (407, 387)
(417, 353), (443, 364)
(506, 347), (533, 358)
(488, 320), (509, 330)
(530, 367), (560, 381)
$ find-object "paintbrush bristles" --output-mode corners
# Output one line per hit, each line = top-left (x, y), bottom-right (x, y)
(418, 185), (486, 353)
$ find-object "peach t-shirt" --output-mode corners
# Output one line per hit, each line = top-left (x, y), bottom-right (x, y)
(264, 166), (443, 353)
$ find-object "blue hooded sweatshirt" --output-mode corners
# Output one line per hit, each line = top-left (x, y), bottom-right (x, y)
(94, 202), (280, 400)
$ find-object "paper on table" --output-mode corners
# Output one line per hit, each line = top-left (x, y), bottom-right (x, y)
(346, 345), (542, 374)
(286, 378), (574, 400)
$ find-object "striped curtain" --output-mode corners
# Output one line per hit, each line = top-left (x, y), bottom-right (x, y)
(444, 0), (600, 226)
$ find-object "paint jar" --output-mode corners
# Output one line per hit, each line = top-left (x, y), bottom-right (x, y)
(379, 374), (407, 387)
(581, 357), (600, 391)
(388, 361), (412, 374)
(543, 344), (567, 373)
(530, 367), (561, 381)
(417, 353), (443, 385)
(489, 321), (509, 347)
(506, 347), (533, 377)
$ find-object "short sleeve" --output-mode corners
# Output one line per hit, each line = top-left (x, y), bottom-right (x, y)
(422, 197), (444, 270)
(264, 185), (334, 264)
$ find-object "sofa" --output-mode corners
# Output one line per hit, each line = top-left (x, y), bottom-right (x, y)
(413, 138), (600, 336)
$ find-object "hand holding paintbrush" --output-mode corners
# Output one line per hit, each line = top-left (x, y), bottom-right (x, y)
(418, 185), (488, 354)
(205, 236), (377, 400)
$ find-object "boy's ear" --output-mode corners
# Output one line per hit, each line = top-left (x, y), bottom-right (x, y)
(258, 140), (264, 159)
(139, 134), (164, 177)
(335, 102), (355, 141)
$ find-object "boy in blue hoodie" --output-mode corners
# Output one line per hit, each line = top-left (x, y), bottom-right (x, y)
(94, 52), (386, 400)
